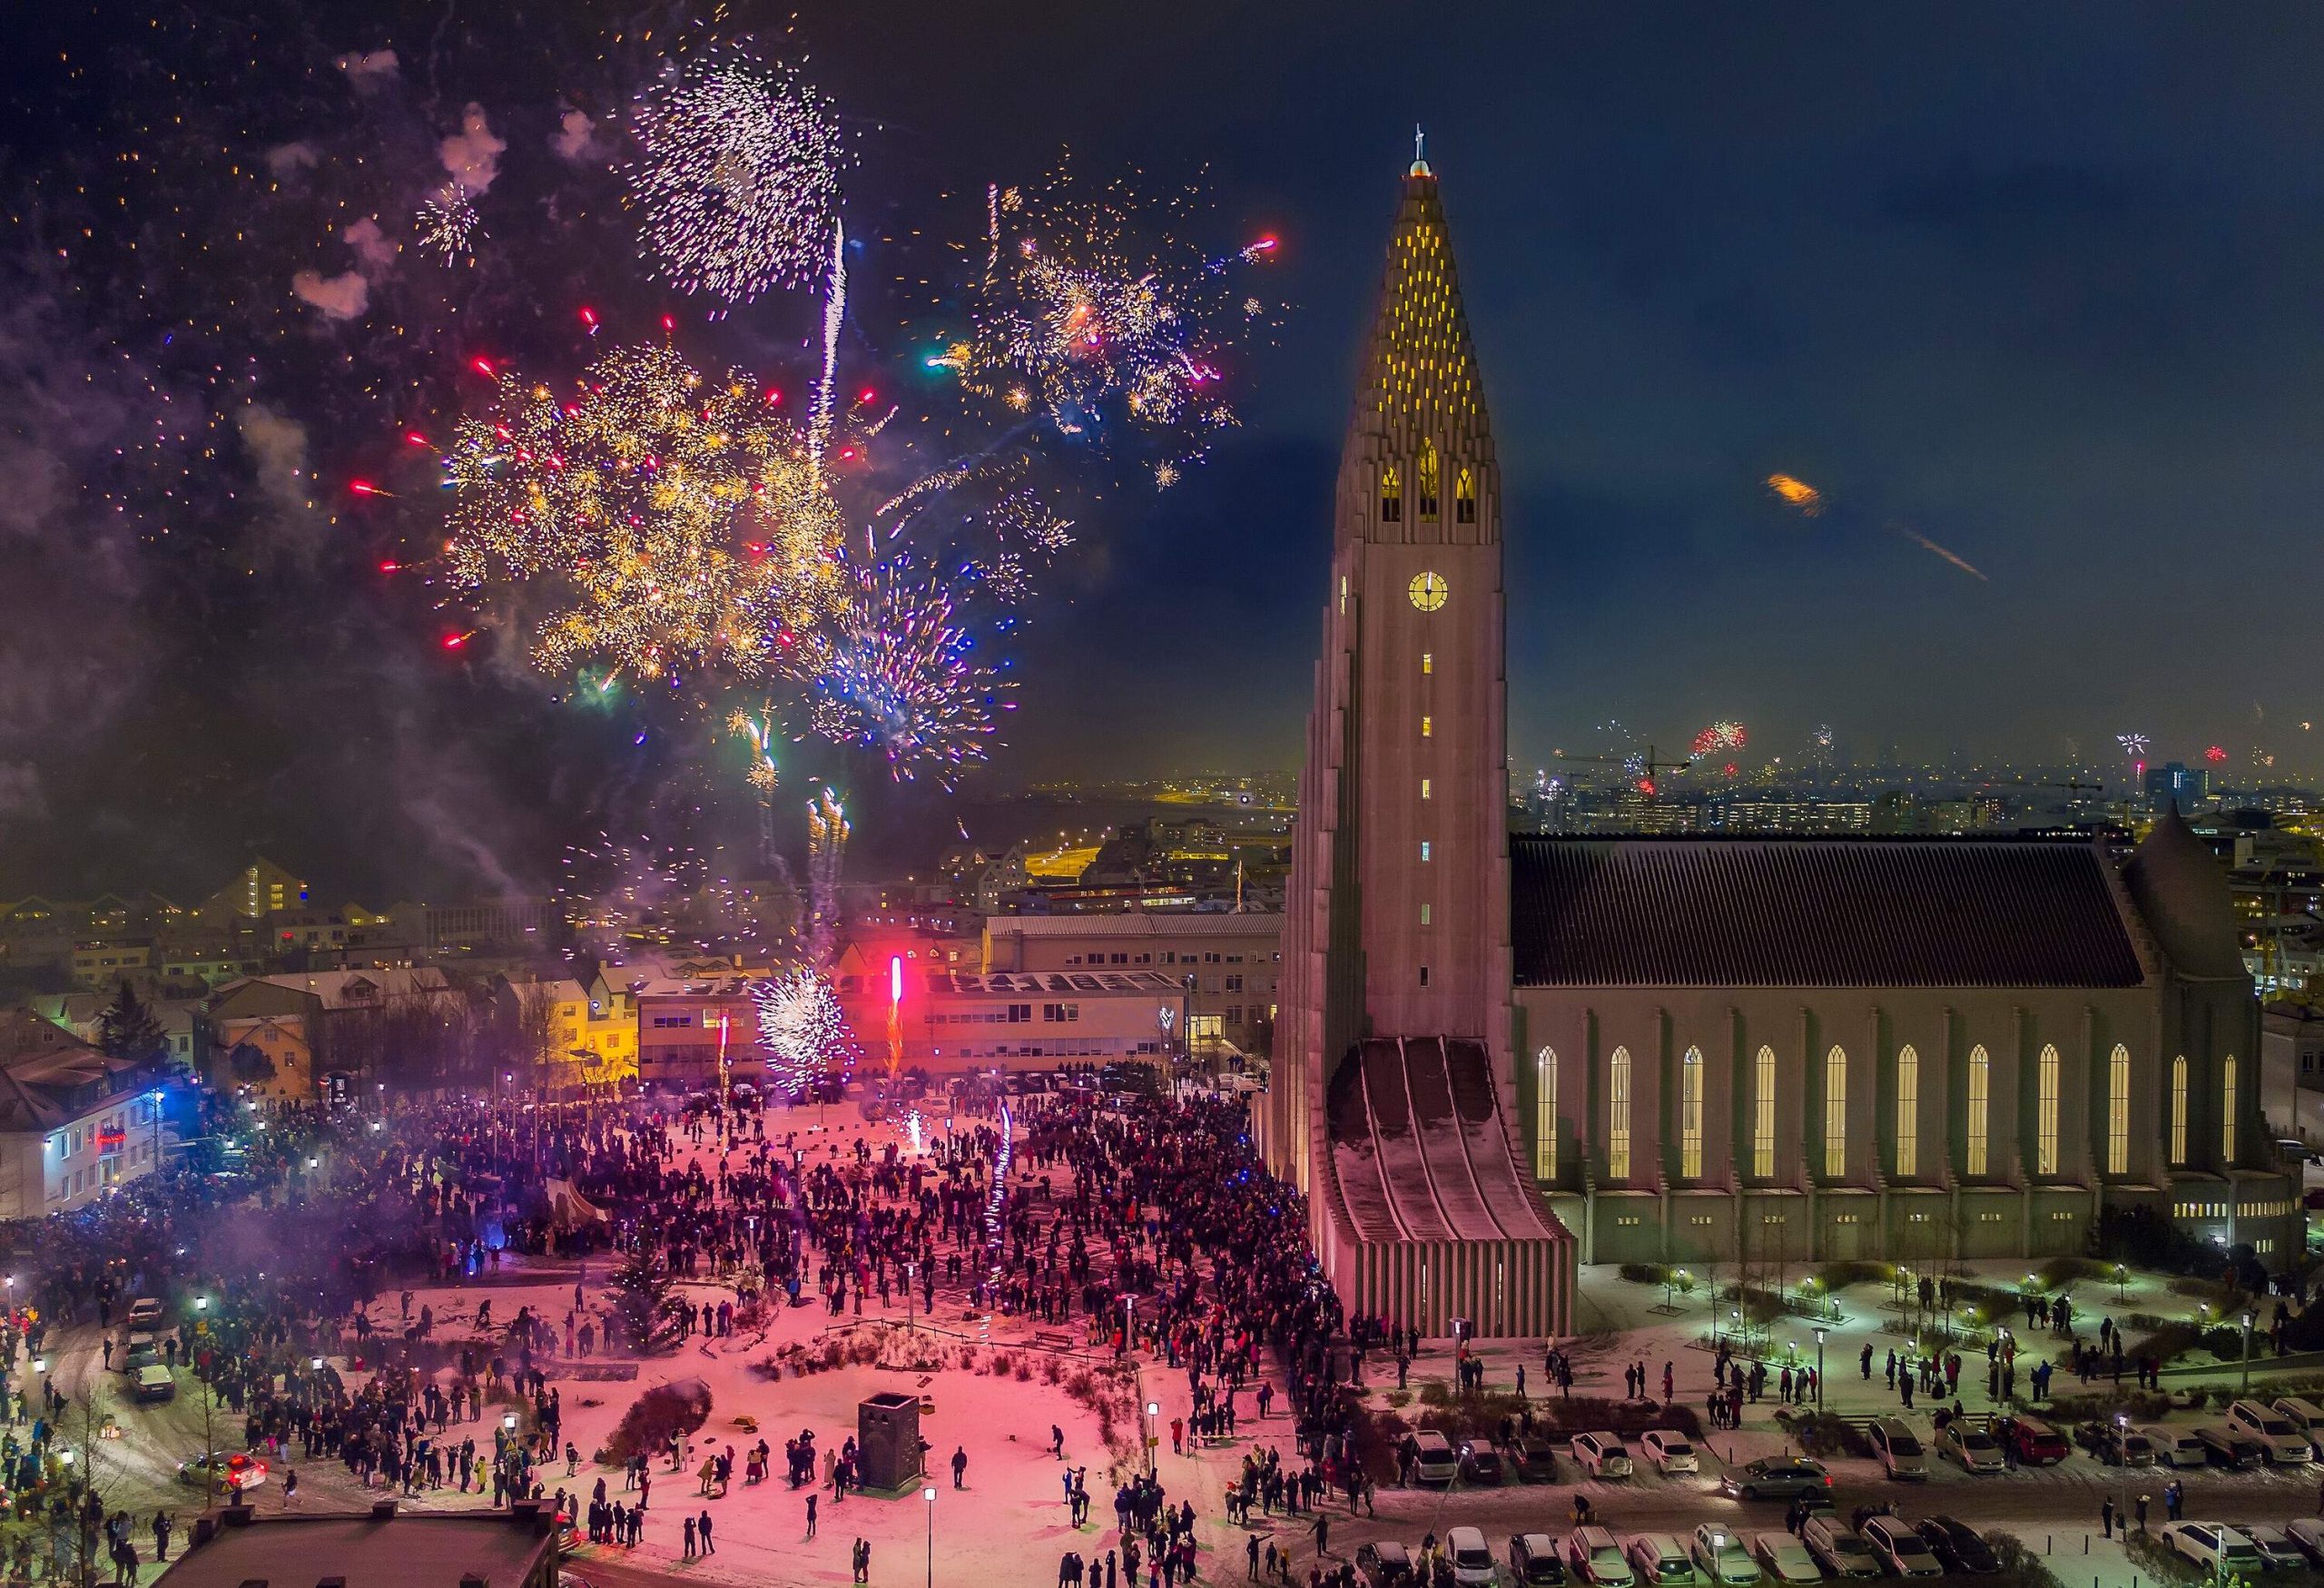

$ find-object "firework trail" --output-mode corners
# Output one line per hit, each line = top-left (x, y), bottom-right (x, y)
(812, 216), (844, 478)
(1887, 523), (1988, 581)
(804, 785), (848, 962)
(626, 48), (847, 304)
(1766, 471), (1987, 581)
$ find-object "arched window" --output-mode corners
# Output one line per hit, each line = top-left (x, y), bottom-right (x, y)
(1680, 1047), (1704, 1179)
(1895, 1045), (1919, 1179)
(1966, 1045), (1990, 1177)
(2036, 1044), (2061, 1177)
(1752, 1046), (1776, 1178)
(2222, 1055), (2239, 1164)
(2107, 1044), (2131, 1177)
(1823, 1046), (1848, 1180)
(1417, 440), (1440, 519)
(1380, 464), (1402, 524)
(1534, 1047), (1557, 1182)
(1608, 1047), (1632, 1181)
(1454, 464), (1476, 525)
(2170, 1055), (2189, 1165)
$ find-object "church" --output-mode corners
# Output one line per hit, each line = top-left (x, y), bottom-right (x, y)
(1256, 153), (2297, 1339)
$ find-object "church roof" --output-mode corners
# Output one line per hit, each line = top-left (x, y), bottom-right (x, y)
(1350, 162), (1490, 454)
(2122, 806), (2249, 981)
(1511, 835), (2147, 988)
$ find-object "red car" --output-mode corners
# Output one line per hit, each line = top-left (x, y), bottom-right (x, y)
(2002, 1415), (2070, 1465)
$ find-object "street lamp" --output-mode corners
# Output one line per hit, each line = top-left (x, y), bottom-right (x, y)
(922, 1485), (937, 1588)
(2242, 1311), (2255, 1395)
(2115, 1263), (2130, 1303)
(1812, 1327), (1828, 1409)
(1145, 1400), (1161, 1476)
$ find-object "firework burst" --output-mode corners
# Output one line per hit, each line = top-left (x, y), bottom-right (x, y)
(810, 560), (1010, 786)
(416, 184), (481, 262)
(753, 964), (859, 1094)
(626, 48), (847, 303)
(438, 342), (848, 686)
(1690, 720), (1747, 758)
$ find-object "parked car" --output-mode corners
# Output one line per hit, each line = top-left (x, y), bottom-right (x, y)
(2142, 1425), (2210, 1468)
(1463, 1445), (1506, 1485)
(125, 1297), (164, 1328)
(2000, 1415), (2070, 1465)
(1859, 1517), (1942, 1579)
(1572, 1432), (1637, 1480)
(133, 1364), (175, 1405)
(2227, 1400), (2314, 1465)
(1915, 1518), (1999, 1575)
(1719, 1456), (1831, 1501)
(1412, 1430), (1462, 1484)
(2241, 1524), (2309, 1571)
(1688, 1525), (1761, 1587)
(2073, 1421), (2155, 1467)
(2162, 1524), (2265, 1576)
(1356, 1542), (1417, 1588)
(1509, 1534), (1568, 1586)
(1640, 1430), (1699, 1475)
(1625, 1534), (1699, 1587)
(2195, 1425), (2267, 1471)
(1869, 1417), (1928, 1481)
(177, 1453), (267, 1494)
(1447, 1527), (1498, 1587)
(2275, 1397), (2324, 1457)
(1512, 1433), (1560, 1483)
(1567, 1528), (1637, 1588)
(1748, 1533), (1823, 1585)
(1937, 1420), (2005, 1474)
(1800, 1516), (1880, 1579)
(2280, 1518), (2324, 1566)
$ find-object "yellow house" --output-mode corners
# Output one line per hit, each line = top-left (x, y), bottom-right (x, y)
(499, 975), (636, 1095)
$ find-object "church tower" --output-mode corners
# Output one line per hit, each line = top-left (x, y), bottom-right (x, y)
(1268, 152), (1563, 1338)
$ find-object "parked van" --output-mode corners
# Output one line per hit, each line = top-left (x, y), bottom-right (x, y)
(1412, 1430), (1461, 1484)
(2276, 1396), (2324, 1458)
(2142, 1425), (2209, 1468)
(1447, 1528), (1497, 1587)
(1868, 1418), (1927, 1481)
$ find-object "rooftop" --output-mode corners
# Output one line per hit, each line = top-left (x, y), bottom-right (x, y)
(984, 912), (1283, 940)
(153, 1504), (554, 1588)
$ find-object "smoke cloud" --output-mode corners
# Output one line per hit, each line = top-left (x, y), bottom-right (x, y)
(552, 109), (602, 163)
(291, 267), (369, 321)
(335, 50), (399, 90)
(342, 217), (397, 273)
(266, 141), (320, 178)
(438, 104), (507, 195)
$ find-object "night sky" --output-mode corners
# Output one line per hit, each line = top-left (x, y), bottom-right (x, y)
(7, 2), (2324, 899)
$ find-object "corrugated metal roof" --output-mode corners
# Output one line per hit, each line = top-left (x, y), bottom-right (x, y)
(1510, 835), (2145, 989)
(985, 912), (1284, 939)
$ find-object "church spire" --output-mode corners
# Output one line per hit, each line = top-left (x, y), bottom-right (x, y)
(1349, 148), (1490, 463)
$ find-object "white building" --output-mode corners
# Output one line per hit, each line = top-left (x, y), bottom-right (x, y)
(0, 1011), (167, 1218)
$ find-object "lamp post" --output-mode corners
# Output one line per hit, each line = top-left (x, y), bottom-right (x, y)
(1145, 1400), (1161, 1476)
(2242, 1311), (2254, 1395)
(923, 1485), (937, 1588)
(1812, 1326), (1827, 1410)
(2115, 1263), (2130, 1304)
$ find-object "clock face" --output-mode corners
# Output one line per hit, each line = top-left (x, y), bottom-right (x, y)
(1408, 570), (1448, 612)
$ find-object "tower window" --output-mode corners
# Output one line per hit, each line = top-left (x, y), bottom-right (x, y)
(1896, 1044), (1918, 1179)
(2036, 1043), (2060, 1177)
(2223, 1054), (2239, 1163)
(2108, 1044), (2131, 1177)
(1421, 652), (1433, 676)
(1419, 841), (1431, 862)
(1823, 1045), (1847, 1180)
(1534, 1047), (1557, 1181)
(1419, 903), (1431, 926)
(1967, 1045), (1990, 1176)
(1381, 464), (1402, 524)
(2171, 1054), (2188, 1165)
(1679, 1047), (1703, 1179)
(1752, 1046), (1776, 1178)
(1420, 715), (1432, 738)
(1417, 440), (1440, 519)
(1418, 964), (1430, 987)
(1608, 1047), (1632, 1181)
(1454, 465), (1475, 525)
(1419, 778), (1431, 800)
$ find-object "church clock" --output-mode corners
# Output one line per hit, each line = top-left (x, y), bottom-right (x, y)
(1407, 570), (1448, 612)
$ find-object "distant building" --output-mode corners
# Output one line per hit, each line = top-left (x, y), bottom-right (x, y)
(2145, 762), (2211, 809)
(632, 975), (762, 1090)
(0, 1010), (167, 1217)
(982, 913), (1282, 1051)
(2261, 1002), (2324, 1142)
(893, 969), (1190, 1071)
(202, 968), (456, 1102)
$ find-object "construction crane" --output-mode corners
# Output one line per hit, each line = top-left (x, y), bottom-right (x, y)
(1558, 745), (1696, 796)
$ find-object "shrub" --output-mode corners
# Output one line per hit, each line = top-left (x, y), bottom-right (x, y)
(2037, 1255), (2106, 1289)
(2122, 1528), (2201, 1585)
(1619, 1263), (1671, 1287)
(1528, 1396), (1703, 1439)
(1776, 1409), (1869, 1458)
(1418, 1381), (1452, 1408)
(1987, 1531), (2068, 1588)
(1817, 1261), (1886, 1292)
(599, 1377), (711, 1466)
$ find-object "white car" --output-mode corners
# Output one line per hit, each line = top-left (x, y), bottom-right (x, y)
(1447, 1527), (1497, 1588)
(1937, 1420), (2005, 1474)
(1868, 1417), (1927, 1480)
(1572, 1432), (1636, 1479)
(1860, 1517), (1942, 1579)
(1748, 1532), (1821, 1585)
(1568, 1527), (1638, 1588)
(1799, 1516), (1881, 1579)
(1412, 1429), (1462, 1484)
(1689, 1525), (1761, 1587)
(2162, 1524), (2266, 1576)
(2276, 1396), (2324, 1457)
(1640, 1430), (1699, 1475)
(1625, 1534), (1698, 1587)
(2142, 1425), (2209, 1468)
(2227, 1399), (2314, 1465)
